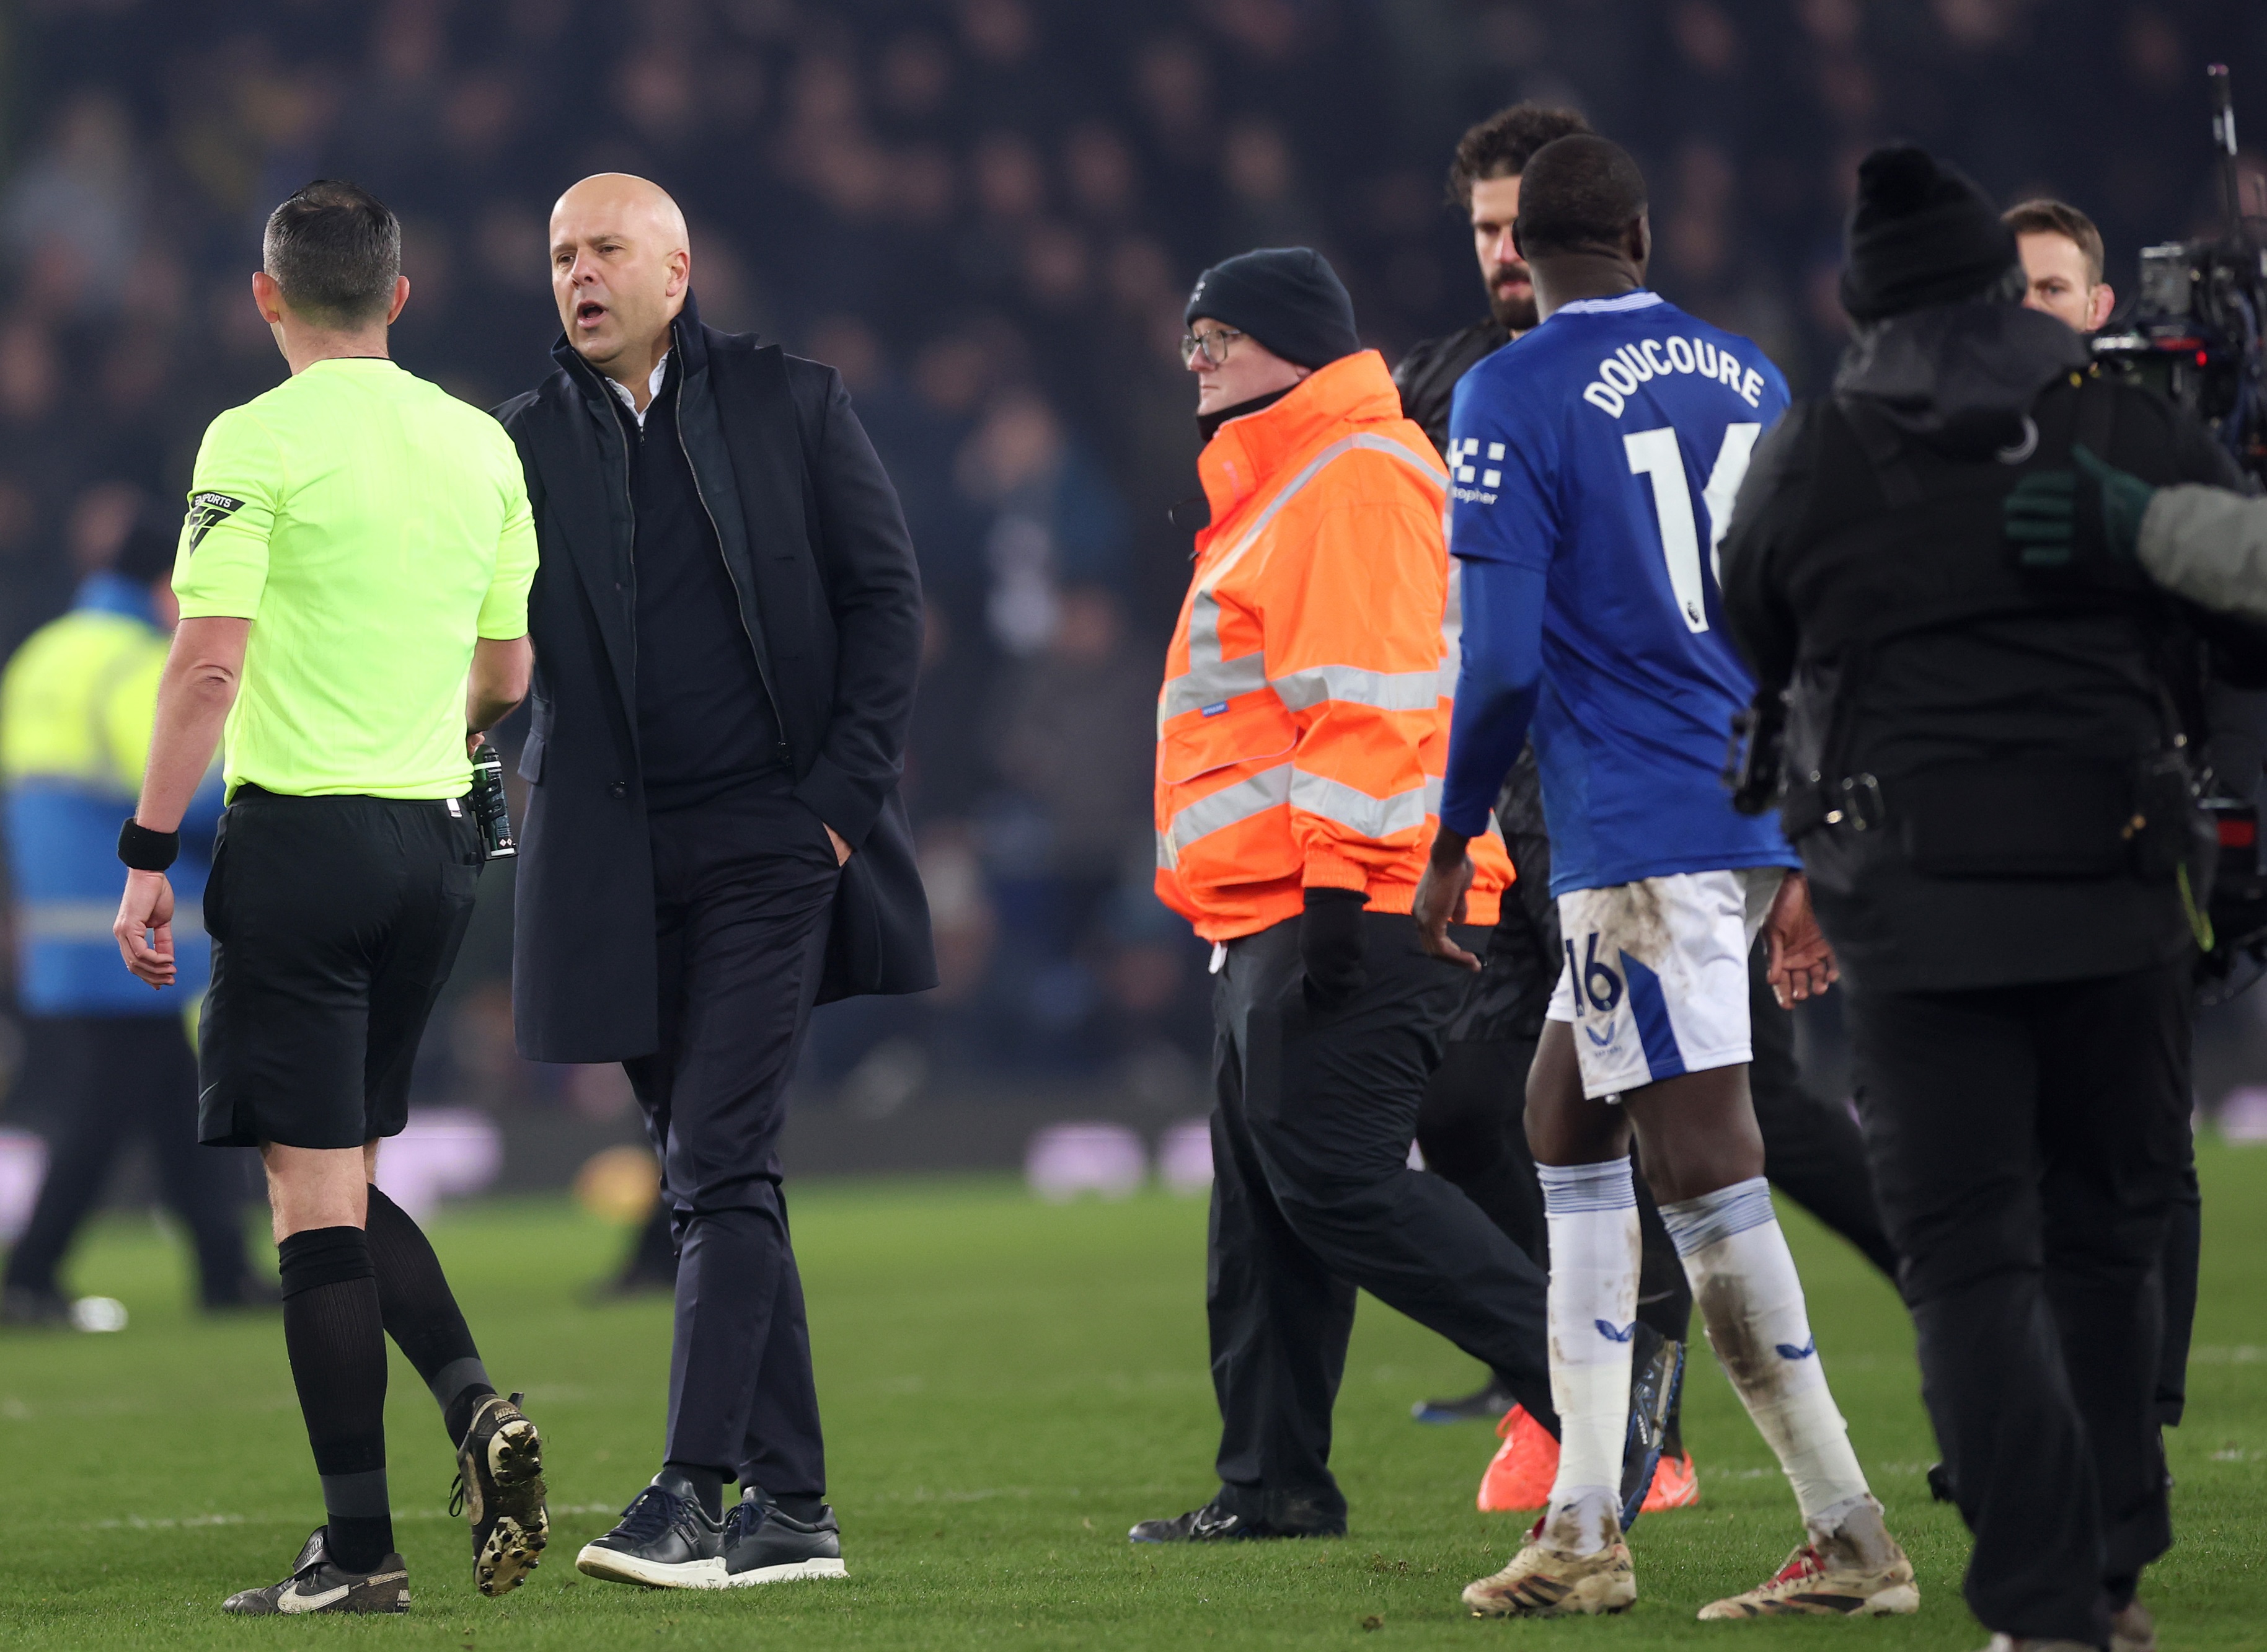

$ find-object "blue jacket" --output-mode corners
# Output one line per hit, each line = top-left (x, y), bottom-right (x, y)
(1, 574), (224, 1014)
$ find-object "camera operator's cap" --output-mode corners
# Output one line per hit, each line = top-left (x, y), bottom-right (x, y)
(1185, 247), (1361, 369)
(1839, 145), (2020, 322)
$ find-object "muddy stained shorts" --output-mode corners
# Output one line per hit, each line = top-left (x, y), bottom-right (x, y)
(1545, 867), (1788, 1100)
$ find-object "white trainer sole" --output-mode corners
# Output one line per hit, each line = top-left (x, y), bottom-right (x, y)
(723, 1558), (849, 1587)
(574, 1543), (728, 1590)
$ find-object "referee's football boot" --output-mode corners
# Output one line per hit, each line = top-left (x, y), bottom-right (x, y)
(575, 1468), (727, 1588)
(451, 1391), (549, 1596)
(1618, 1325), (1685, 1532)
(1129, 1495), (1345, 1543)
(1697, 1495), (1917, 1619)
(221, 1526), (409, 1615)
(720, 1489), (849, 1585)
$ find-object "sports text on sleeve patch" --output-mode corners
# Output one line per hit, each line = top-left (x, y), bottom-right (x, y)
(184, 492), (246, 550)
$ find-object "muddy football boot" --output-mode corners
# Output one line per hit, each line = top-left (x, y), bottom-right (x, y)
(1462, 1514), (1637, 1618)
(453, 1391), (549, 1596)
(1699, 1499), (1918, 1619)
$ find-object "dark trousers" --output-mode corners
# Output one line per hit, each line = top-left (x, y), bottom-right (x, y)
(623, 783), (840, 1501)
(1414, 1034), (1694, 1354)
(3, 1015), (252, 1306)
(1207, 912), (1555, 1529)
(1848, 963), (2189, 1646)
(1746, 950), (1901, 1279)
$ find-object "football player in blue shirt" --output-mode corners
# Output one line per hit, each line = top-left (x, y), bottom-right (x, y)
(1413, 135), (1916, 1622)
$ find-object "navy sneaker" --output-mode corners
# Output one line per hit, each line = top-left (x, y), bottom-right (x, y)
(1412, 1378), (1516, 1425)
(221, 1526), (408, 1615)
(1618, 1325), (1686, 1533)
(575, 1470), (725, 1589)
(721, 1491), (848, 1585)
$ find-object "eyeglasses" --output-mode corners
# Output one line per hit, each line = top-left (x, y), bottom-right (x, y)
(1180, 326), (1246, 368)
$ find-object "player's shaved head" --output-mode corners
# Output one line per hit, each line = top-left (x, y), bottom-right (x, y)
(1514, 135), (1649, 258)
(549, 173), (693, 392)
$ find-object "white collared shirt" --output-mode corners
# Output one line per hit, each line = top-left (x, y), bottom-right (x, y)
(606, 353), (671, 428)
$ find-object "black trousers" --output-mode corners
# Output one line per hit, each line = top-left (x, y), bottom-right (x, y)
(1848, 963), (2189, 1647)
(2, 1015), (252, 1307)
(623, 782), (840, 1501)
(1207, 912), (1555, 1529)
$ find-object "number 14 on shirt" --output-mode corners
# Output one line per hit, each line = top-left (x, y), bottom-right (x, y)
(1624, 423), (1761, 634)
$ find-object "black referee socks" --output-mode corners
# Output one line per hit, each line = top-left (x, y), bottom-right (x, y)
(364, 1185), (496, 1447)
(278, 1225), (393, 1575)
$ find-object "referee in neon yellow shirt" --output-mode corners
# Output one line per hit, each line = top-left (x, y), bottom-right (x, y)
(109, 181), (549, 1616)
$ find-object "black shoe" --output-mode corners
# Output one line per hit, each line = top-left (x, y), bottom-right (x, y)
(721, 1491), (849, 1585)
(0, 1286), (71, 1328)
(575, 1470), (725, 1588)
(1412, 1378), (1516, 1425)
(453, 1392), (549, 1596)
(1926, 1461), (1955, 1503)
(221, 1526), (409, 1615)
(1128, 1499), (1345, 1544)
(1617, 1325), (1685, 1533)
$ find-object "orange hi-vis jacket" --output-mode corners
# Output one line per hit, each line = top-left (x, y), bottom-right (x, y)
(1155, 350), (1513, 942)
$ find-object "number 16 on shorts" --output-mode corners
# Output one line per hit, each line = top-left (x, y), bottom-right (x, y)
(1565, 932), (1624, 1027)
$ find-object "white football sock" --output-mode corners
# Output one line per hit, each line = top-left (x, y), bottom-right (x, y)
(1537, 1157), (1640, 1555)
(1660, 1177), (1871, 1539)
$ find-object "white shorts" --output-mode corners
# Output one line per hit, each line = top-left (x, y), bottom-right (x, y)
(1545, 867), (1787, 1101)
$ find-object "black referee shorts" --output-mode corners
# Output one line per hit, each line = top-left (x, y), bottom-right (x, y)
(197, 785), (482, 1151)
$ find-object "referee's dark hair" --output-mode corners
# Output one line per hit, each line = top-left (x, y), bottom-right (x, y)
(262, 180), (401, 329)
(1513, 135), (1650, 258)
(1445, 102), (1593, 208)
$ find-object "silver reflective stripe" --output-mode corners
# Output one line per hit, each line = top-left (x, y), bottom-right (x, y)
(1290, 769), (1428, 839)
(1157, 762), (1294, 870)
(1421, 774), (1506, 842)
(1160, 652), (1268, 720)
(1175, 432), (1448, 706)
(1270, 663), (1440, 714)
(23, 899), (205, 942)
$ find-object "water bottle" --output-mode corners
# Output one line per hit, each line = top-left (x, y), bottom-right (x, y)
(470, 742), (517, 859)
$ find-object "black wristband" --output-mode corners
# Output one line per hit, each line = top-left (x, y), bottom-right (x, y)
(117, 818), (180, 872)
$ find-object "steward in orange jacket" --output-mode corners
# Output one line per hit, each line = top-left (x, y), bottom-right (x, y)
(1154, 348), (1513, 941)
(1132, 249), (1580, 1550)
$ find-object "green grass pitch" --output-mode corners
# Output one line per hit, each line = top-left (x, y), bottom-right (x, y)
(4, 1140), (2263, 1648)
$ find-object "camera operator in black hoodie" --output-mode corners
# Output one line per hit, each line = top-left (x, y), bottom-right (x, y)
(1720, 146), (2251, 1652)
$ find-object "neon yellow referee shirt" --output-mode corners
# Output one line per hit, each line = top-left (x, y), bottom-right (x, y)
(174, 357), (537, 800)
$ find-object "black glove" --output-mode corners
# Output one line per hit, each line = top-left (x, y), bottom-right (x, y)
(2003, 442), (2158, 572)
(1300, 886), (1369, 1009)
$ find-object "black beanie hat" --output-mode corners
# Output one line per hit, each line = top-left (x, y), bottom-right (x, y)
(1184, 247), (1361, 369)
(1839, 146), (2019, 323)
(112, 510), (178, 586)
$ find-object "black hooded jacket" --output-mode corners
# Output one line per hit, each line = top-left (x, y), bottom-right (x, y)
(494, 293), (937, 1061)
(1392, 317), (1512, 457)
(1394, 317), (1558, 1041)
(1721, 301), (2246, 992)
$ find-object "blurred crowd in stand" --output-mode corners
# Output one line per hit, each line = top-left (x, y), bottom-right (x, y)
(0, 0), (2262, 1120)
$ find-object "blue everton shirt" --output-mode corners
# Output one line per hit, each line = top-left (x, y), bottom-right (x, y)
(1442, 289), (1797, 896)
